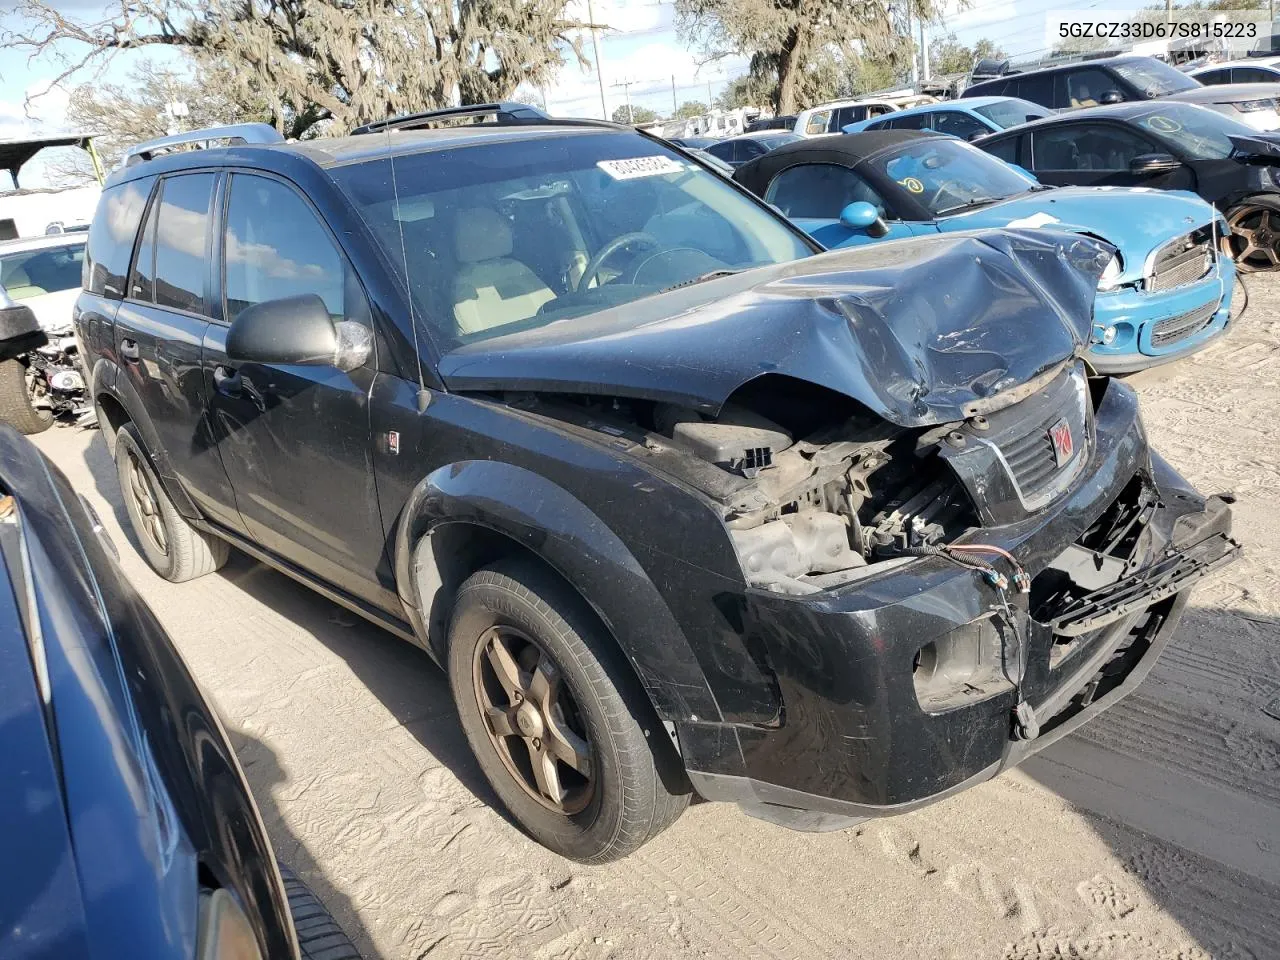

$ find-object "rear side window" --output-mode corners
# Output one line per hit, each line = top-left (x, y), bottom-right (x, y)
(705, 140), (735, 162)
(222, 174), (346, 323)
(1196, 68), (1230, 84)
(765, 163), (889, 219)
(804, 110), (832, 135)
(888, 112), (931, 130)
(1234, 66), (1278, 82)
(84, 176), (155, 299)
(129, 195), (159, 302)
(1015, 73), (1057, 108)
(153, 173), (216, 314)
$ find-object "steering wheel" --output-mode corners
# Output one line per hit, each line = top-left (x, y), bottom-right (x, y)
(630, 246), (712, 286)
(576, 232), (661, 292)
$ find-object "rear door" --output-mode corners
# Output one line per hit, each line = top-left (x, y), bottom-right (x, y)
(112, 171), (245, 531)
(202, 170), (391, 608)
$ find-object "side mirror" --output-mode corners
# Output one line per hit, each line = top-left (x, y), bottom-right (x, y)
(1100, 90), (1125, 105)
(839, 201), (890, 238)
(966, 130), (987, 142)
(226, 294), (370, 372)
(1129, 152), (1182, 176)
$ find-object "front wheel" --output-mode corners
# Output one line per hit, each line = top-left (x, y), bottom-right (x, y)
(0, 358), (53, 435)
(1226, 198), (1280, 272)
(447, 560), (689, 862)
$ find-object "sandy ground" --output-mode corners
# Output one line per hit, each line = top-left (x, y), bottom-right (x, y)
(33, 275), (1280, 960)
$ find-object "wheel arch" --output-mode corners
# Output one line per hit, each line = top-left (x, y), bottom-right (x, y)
(93, 370), (202, 520)
(393, 460), (722, 725)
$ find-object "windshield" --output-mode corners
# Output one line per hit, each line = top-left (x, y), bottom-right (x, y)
(973, 98), (1051, 129)
(0, 242), (85, 300)
(1133, 102), (1253, 158)
(333, 132), (813, 348)
(871, 138), (1036, 217)
(1112, 58), (1201, 96)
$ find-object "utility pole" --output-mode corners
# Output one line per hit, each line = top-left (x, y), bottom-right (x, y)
(1165, 0), (1172, 26)
(919, 18), (930, 82)
(611, 78), (653, 123)
(586, 0), (608, 120)
(906, 7), (920, 84)
(672, 75), (677, 114)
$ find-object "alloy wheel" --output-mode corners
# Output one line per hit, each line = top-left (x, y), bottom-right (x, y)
(1226, 204), (1280, 272)
(126, 449), (169, 556)
(471, 625), (595, 814)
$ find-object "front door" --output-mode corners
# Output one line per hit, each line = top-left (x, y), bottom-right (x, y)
(202, 171), (393, 609)
(1030, 122), (1197, 192)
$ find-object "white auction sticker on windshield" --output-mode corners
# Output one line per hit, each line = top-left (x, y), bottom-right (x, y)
(597, 156), (686, 180)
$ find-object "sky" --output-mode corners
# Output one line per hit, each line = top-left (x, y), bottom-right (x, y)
(1, 0), (1152, 185)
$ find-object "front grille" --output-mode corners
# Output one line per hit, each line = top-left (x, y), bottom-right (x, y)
(1147, 231), (1214, 293)
(1151, 298), (1219, 349)
(986, 366), (1091, 510)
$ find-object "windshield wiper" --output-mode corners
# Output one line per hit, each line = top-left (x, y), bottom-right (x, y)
(936, 196), (1007, 216)
(660, 268), (742, 293)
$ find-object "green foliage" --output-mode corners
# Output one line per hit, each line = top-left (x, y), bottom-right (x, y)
(674, 100), (709, 120)
(610, 104), (660, 124)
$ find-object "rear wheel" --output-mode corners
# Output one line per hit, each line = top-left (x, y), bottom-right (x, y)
(114, 424), (228, 582)
(0, 358), (53, 435)
(446, 560), (688, 862)
(278, 864), (362, 960)
(1226, 197), (1280, 272)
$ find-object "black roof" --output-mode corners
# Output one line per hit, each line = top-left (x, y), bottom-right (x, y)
(732, 130), (940, 195)
(1, 135), (93, 178)
(968, 54), (1152, 90)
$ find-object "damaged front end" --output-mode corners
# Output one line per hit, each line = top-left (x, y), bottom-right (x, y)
(448, 229), (1239, 827)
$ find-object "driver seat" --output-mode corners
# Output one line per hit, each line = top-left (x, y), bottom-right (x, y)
(451, 207), (556, 336)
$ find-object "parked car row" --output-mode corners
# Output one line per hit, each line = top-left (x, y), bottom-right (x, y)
(48, 105), (1237, 879)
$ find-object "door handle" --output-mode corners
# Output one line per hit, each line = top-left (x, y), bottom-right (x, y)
(120, 338), (139, 362)
(213, 365), (243, 397)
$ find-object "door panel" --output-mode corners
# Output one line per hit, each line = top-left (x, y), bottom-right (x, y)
(203, 171), (392, 608)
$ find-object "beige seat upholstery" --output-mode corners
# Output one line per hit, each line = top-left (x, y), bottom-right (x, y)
(0, 262), (47, 301)
(451, 208), (555, 335)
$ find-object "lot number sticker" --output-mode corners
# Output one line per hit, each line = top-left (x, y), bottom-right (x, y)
(598, 156), (687, 180)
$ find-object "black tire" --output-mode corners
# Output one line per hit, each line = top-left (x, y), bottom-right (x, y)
(447, 559), (689, 862)
(278, 864), (363, 960)
(1226, 195), (1280, 273)
(114, 423), (228, 582)
(0, 357), (53, 435)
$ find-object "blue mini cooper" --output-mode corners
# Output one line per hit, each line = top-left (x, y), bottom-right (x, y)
(735, 130), (1236, 373)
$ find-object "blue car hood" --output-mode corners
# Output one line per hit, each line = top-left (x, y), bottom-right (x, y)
(939, 187), (1216, 282)
(442, 229), (1112, 428)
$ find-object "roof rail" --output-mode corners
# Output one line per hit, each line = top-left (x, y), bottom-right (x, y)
(352, 102), (553, 135)
(123, 123), (285, 166)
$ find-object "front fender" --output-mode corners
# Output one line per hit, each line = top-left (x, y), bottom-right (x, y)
(393, 459), (722, 723)
(93, 363), (201, 520)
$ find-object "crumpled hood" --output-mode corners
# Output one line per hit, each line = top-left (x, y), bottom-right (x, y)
(940, 186), (1217, 280)
(439, 229), (1112, 428)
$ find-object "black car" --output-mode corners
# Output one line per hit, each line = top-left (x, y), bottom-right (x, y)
(702, 130), (804, 168)
(76, 103), (1237, 862)
(745, 115), (798, 133)
(976, 100), (1280, 270)
(0, 423), (359, 959)
(963, 55), (1202, 108)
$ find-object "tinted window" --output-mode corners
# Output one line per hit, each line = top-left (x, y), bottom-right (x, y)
(887, 112), (931, 130)
(128, 195), (158, 302)
(1195, 68), (1230, 85)
(983, 134), (1022, 165)
(0, 242), (85, 300)
(153, 173), (215, 314)
(738, 139), (767, 161)
(832, 107), (856, 129)
(1234, 66), (1279, 83)
(934, 111), (988, 139)
(969, 79), (1010, 97)
(705, 140), (735, 162)
(1014, 73), (1056, 108)
(764, 163), (890, 219)
(84, 176), (154, 298)
(223, 174), (346, 323)
(1033, 123), (1156, 170)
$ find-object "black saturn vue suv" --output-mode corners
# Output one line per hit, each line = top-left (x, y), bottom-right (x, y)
(75, 104), (1238, 862)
